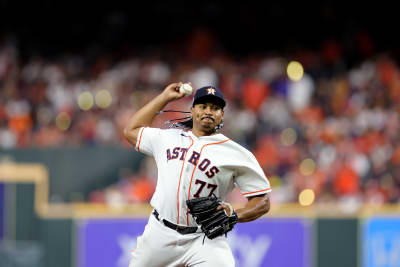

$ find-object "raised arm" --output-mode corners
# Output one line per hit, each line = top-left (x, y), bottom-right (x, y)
(123, 82), (186, 146)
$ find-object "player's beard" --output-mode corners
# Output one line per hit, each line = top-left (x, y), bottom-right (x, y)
(198, 118), (220, 134)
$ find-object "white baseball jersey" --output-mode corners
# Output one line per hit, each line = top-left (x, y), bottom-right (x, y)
(135, 127), (271, 227)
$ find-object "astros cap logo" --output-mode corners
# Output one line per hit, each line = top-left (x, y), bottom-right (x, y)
(192, 86), (226, 108)
(207, 88), (216, 95)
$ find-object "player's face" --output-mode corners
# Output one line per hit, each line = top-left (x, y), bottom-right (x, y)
(191, 102), (224, 134)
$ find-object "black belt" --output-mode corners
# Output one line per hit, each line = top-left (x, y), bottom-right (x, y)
(153, 209), (198, 235)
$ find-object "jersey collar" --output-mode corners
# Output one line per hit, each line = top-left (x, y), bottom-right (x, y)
(187, 130), (226, 141)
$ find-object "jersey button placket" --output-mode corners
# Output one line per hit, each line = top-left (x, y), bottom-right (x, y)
(180, 141), (194, 224)
(183, 155), (192, 192)
(185, 140), (200, 225)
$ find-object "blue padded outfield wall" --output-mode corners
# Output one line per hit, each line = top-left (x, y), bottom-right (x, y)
(76, 218), (312, 267)
(363, 217), (400, 267)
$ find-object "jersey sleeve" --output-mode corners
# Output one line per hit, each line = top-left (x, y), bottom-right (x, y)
(234, 151), (272, 197)
(135, 127), (163, 157)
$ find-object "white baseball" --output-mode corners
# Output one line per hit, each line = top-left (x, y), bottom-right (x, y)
(179, 83), (193, 96)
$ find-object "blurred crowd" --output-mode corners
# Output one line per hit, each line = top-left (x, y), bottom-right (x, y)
(1, 32), (400, 206)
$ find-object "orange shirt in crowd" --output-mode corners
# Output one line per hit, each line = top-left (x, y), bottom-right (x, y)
(334, 165), (360, 195)
(241, 79), (270, 112)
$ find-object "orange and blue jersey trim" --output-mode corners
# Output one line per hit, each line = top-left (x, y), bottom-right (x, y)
(176, 136), (194, 224)
(241, 187), (271, 196)
(136, 127), (145, 152)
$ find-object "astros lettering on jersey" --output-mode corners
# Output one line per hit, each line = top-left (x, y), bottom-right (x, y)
(136, 127), (271, 226)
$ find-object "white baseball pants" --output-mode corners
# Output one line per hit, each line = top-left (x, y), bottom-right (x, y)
(129, 213), (235, 267)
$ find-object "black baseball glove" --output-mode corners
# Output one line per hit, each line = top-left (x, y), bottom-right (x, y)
(186, 195), (238, 239)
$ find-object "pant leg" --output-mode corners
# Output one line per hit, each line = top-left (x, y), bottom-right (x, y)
(185, 236), (235, 267)
(129, 215), (187, 267)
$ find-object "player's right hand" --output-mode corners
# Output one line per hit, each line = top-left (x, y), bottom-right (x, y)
(162, 82), (189, 102)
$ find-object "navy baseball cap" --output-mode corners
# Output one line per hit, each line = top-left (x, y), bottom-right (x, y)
(192, 86), (226, 108)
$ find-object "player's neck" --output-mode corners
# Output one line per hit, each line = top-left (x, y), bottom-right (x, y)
(191, 128), (216, 137)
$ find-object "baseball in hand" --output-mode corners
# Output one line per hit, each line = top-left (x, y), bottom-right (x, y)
(179, 83), (193, 96)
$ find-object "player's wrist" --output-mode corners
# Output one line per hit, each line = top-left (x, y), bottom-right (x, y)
(222, 202), (234, 216)
(154, 91), (173, 107)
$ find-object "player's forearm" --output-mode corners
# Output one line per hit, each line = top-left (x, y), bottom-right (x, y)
(123, 83), (184, 146)
(125, 92), (169, 131)
(123, 92), (170, 146)
(235, 194), (270, 223)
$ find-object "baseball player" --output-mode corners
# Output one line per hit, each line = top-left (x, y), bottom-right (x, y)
(124, 82), (271, 267)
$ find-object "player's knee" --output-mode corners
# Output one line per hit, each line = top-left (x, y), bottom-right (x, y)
(201, 245), (235, 266)
(204, 255), (234, 267)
